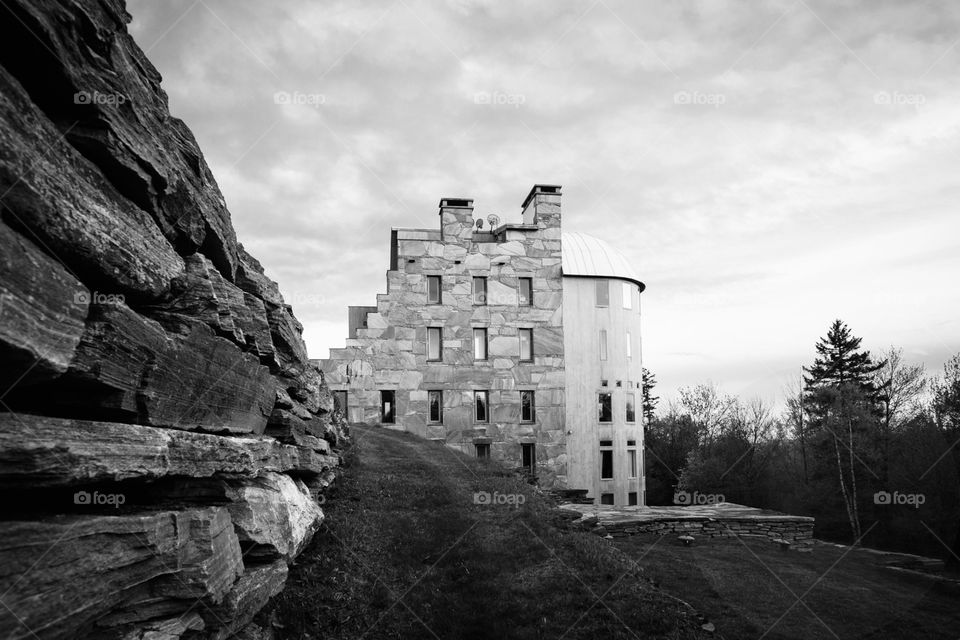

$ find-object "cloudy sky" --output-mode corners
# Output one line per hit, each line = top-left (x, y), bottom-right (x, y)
(127, 0), (959, 408)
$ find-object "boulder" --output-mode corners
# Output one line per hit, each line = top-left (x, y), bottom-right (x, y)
(203, 560), (288, 640)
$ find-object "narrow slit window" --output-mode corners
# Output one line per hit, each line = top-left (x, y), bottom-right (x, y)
(599, 329), (608, 361)
(473, 276), (487, 305)
(473, 328), (488, 360)
(427, 275), (442, 304)
(595, 279), (609, 306)
(428, 390), (443, 423)
(475, 390), (489, 422)
(628, 449), (637, 478)
(598, 393), (612, 423)
(626, 393), (636, 423)
(622, 281), (632, 309)
(380, 390), (395, 424)
(518, 277), (533, 306)
(427, 327), (442, 361)
(333, 390), (347, 415)
(600, 448), (613, 479)
(522, 443), (536, 473)
(519, 328), (533, 362)
(521, 390), (535, 423)
(626, 331), (632, 359)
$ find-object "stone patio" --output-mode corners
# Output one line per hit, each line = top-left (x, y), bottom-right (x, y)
(559, 502), (816, 542)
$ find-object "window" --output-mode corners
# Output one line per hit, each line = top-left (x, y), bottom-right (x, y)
(518, 277), (533, 306)
(599, 330), (608, 361)
(427, 327), (442, 361)
(427, 275), (442, 304)
(628, 492), (638, 506)
(380, 390), (395, 424)
(475, 443), (490, 459)
(473, 276), (487, 305)
(428, 390), (443, 423)
(519, 328), (533, 362)
(598, 393), (612, 423)
(522, 443), (536, 473)
(475, 390), (489, 422)
(626, 393), (636, 423)
(333, 390), (347, 414)
(473, 328), (488, 360)
(595, 279), (609, 306)
(622, 281), (632, 309)
(600, 493), (615, 505)
(628, 449), (638, 478)
(626, 331), (632, 359)
(600, 447), (613, 480)
(521, 390), (535, 423)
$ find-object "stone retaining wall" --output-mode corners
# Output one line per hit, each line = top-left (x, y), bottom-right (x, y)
(605, 518), (815, 542)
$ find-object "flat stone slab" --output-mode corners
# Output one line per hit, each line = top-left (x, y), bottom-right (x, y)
(559, 502), (815, 525)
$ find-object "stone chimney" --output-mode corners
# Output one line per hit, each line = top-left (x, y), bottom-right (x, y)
(521, 184), (562, 228)
(439, 197), (475, 244)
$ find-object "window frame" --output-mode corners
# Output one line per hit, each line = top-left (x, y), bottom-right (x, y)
(428, 390), (443, 424)
(598, 392), (612, 423)
(628, 448), (638, 478)
(595, 279), (609, 307)
(626, 331), (632, 359)
(626, 392), (636, 423)
(427, 326), (443, 362)
(473, 327), (488, 361)
(519, 328), (534, 362)
(427, 275), (442, 304)
(622, 281), (632, 309)
(474, 390), (489, 423)
(473, 276), (488, 305)
(600, 443), (614, 480)
(520, 390), (535, 423)
(521, 443), (537, 473)
(475, 443), (490, 459)
(599, 329), (608, 361)
(380, 390), (396, 424)
(518, 277), (533, 306)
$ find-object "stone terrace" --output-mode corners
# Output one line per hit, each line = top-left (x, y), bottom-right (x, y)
(560, 502), (815, 543)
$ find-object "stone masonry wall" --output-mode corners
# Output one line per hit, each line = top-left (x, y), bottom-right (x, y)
(604, 518), (816, 543)
(0, 2), (345, 638)
(320, 187), (567, 486)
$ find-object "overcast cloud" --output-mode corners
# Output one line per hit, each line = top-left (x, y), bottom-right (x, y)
(127, 0), (960, 406)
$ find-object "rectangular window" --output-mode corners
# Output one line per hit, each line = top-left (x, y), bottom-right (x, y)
(380, 390), (395, 424)
(626, 393), (636, 423)
(473, 276), (487, 305)
(521, 390), (535, 423)
(427, 327), (442, 361)
(427, 275), (442, 304)
(599, 330), (608, 361)
(519, 328), (533, 362)
(522, 443), (536, 473)
(600, 448), (613, 480)
(600, 493), (614, 505)
(595, 279), (609, 306)
(622, 281), (632, 309)
(628, 492), (638, 506)
(628, 449), (638, 478)
(473, 328), (488, 360)
(518, 277), (533, 306)
(475, 443), (490, 459)
(626, 331), (632, 359)
(475, 390), (489, 422)
(598, 393), (612, 423)
(428, 390), (443, 423)
(333, 390), (347, 414)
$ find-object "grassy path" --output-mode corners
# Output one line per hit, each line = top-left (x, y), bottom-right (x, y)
(269, 425), (711, 640)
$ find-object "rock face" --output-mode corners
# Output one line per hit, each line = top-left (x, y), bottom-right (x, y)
(0, 2), (346, 638)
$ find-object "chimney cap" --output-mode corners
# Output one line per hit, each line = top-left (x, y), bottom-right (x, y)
(521, 184), (562, 209)
(439, 197), (474, 209)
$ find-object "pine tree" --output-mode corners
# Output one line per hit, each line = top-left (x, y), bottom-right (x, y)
(802, 320), (885, 543)
(642, 368), (659, 423)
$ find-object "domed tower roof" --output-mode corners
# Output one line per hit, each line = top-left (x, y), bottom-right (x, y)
(561, 232), (645, 290)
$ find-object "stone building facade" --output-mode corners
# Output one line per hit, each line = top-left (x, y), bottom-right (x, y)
(319, 185), (647, 504)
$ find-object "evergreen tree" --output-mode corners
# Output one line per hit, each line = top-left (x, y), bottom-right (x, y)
(803, 320), (885, 400)
(642, 368), (659, 423)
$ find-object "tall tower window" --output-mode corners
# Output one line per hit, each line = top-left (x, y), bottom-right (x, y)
(428, 390), (443, 423)
(595, 279), (609, 306)
(521, 390), (535, 423)
(622, 281), (632, 309)
(427, 275), (442, 304)
(519, 328), (533, 362)
(427, 327), (442, 361)
(522, 443), (537, 473)
(475, 390), (489, 422)
(598, 393), (612, 423)
(518, 278), (533, 306)
(626, 393), (636, 423)
(380, 390), (396, 424)
(473, 276), (487, 305)
(600, 440), (614, 479)
(473, 328), (488, 360)
(599, 330), (608, 361)
(626, 331), (632, 359)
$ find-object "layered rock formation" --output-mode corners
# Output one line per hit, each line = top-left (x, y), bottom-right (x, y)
(0, 1), (345, 638)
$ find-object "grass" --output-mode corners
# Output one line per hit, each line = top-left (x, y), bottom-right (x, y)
(267, 426), (710, 640)
(613, 533), (960, 639)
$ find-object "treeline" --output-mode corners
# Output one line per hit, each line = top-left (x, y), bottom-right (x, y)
(643, 319), (960, 564)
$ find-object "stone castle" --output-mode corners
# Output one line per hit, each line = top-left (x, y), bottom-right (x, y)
(319, 185), (647, 505)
